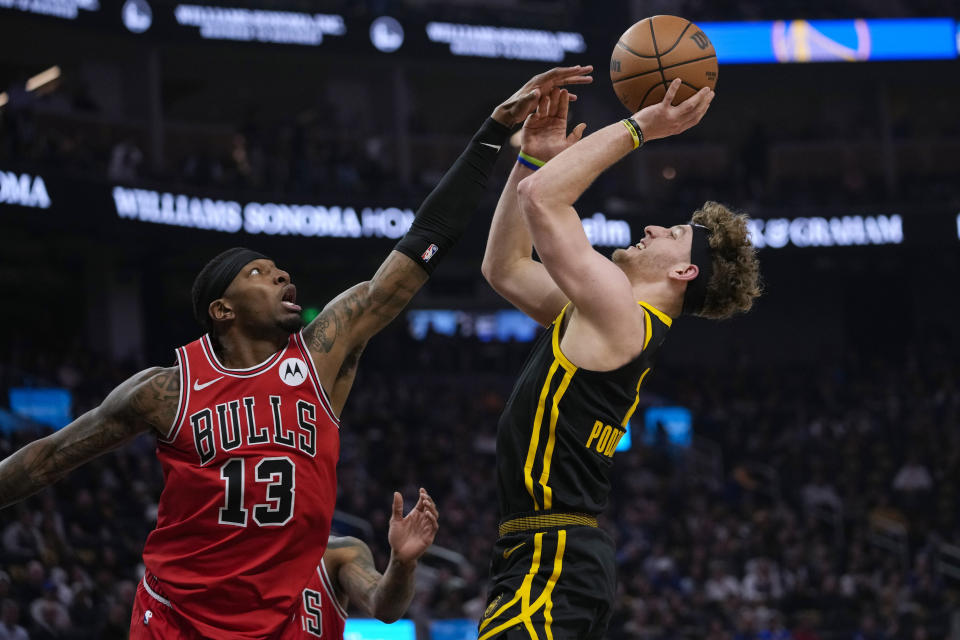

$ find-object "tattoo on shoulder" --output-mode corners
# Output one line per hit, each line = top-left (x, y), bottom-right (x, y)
(130, 367), (181, 433)
(304, 286), (371, 355)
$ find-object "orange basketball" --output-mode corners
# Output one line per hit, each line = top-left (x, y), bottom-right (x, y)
(610, 15), (718, 112)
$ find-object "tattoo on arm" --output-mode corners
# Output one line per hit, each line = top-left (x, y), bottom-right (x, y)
(129, 368), (181, 434)
(0, 367), (177, 510)
(337, 344), (366, 380)
(303, 286), (369, 356)
(336, 542), (383, 616)
(303, 252), (427, 359)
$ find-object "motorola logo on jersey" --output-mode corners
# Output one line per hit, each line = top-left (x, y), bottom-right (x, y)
(279, 358), (307, 386)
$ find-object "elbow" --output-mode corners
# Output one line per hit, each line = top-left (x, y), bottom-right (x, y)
(516, 175), (551, 226)
(373, 608), (404, 624)
(516, 174), (542, 214)
(481, 256), (503, 289)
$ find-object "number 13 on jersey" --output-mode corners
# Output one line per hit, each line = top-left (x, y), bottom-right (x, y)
(219, 457), (295, 527)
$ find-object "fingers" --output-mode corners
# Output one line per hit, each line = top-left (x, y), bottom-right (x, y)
(535, 90), (551, 118)
(694, 89), (715, 122)
(662, 77), (682, 106)
(543, 64), (593, 81)
(533, 88), (573, 121)
(567, 122), (587, 144)
(517, 87), (541, 110)
(531, 65), (594, 91)
(510, 88), (542, 122)
(549, 89), (565, 119)
(392, 491), (404, 520)
(678, 86), (712, 114)
(423, 508), (439, 534)
(680, 87), (714, 128)
(419, 488), (439, 519)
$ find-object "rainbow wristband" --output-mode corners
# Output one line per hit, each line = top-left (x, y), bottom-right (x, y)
(517, 151), (546, 171)
(621, 118), (644, 149)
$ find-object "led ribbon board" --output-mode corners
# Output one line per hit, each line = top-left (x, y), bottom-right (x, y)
(699, 18), (957, 63)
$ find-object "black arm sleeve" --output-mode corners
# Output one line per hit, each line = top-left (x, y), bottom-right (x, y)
(394, 117), (512, 274)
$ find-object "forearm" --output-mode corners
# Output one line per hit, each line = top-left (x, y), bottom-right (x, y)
(523, 121), (636, 210)
(1, 373), (162, 511)
(370, 553), (418, 623)
(394, 117), (511, 274)
(482, 163), (536, 281)
(0, 437), (63, 509)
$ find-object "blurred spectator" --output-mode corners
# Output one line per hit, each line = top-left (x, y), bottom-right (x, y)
(0, 599), (29, 640)
(706, 561), (742, 602)
(892, 454), (933, 494)
(742, 558), (784, 603)
(107, 139), (143, 182)
(801, 470), (843, 512)
(28, 584), (69, 640)
(2, 513), (44, 564)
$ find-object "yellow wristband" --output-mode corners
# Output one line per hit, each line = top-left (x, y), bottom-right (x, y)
(621, 119), (640, 149)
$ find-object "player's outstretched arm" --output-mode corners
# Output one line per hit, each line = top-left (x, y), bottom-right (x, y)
(0, 366), (178, 510)
(483, 84), (589, 326)
(517, 79), (714, 335)
(331, 489), (439, 623)
(302, 66), (593, 413)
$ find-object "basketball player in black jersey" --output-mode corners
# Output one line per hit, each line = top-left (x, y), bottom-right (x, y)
(478, 79), (761, 638)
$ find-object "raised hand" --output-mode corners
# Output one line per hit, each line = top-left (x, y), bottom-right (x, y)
(521, 88), (588, 163)
(632, 78), (714, 142)
(492, 65), (594, 127)
(387, 488), (439, 564)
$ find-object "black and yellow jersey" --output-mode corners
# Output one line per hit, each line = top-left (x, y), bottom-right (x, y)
(495, 301), (671, 518)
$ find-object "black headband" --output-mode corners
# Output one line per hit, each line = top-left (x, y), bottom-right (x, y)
(192, 247), (270, 329)
(681, 223), (714, 316)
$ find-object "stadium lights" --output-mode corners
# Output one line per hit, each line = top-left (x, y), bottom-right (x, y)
(25, 66), (61, 92)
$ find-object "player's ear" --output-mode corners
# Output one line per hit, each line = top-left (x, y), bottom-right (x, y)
(209, 298), (235, 322)
(669, 263), (699, 282)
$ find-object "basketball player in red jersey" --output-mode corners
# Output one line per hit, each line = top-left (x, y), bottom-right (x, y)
(296, 488), (439, 639)
(0, 65), (594, 640)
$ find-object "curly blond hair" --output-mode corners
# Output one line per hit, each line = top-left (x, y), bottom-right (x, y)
(690, 201), (762, 319)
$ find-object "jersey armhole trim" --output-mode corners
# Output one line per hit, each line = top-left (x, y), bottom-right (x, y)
(161, 347), (190, 443)
(318, 559), (348, 621)
(550, 304), (578, 374)
(294, 331), (341, 426)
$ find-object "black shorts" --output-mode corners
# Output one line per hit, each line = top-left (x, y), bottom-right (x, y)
(477, 524), (616, 640)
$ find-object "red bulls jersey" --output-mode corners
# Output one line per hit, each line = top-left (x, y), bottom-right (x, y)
(141, 332), (340, 639)
(299, 559), (347, 639)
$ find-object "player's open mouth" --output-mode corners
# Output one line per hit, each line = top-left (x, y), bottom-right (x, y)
(281, 285), (301, 313)
(635, 240), (645, 250)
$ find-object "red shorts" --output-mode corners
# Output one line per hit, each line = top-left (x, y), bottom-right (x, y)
(128, 573), (327, 640)
(129, 576), (198, 640)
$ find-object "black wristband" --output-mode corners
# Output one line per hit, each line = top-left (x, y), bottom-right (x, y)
(394, 117), (511, 275)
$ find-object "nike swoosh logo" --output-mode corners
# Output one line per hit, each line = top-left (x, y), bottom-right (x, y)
(193, 376), (224, 391)
(502, 542), (526, 560)
(480, 142), (502, 151)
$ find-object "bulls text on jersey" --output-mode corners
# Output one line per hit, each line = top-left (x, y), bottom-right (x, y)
(189, 396), (319, 465)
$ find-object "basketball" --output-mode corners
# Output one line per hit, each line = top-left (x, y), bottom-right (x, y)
(610, 15), (718, 112)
